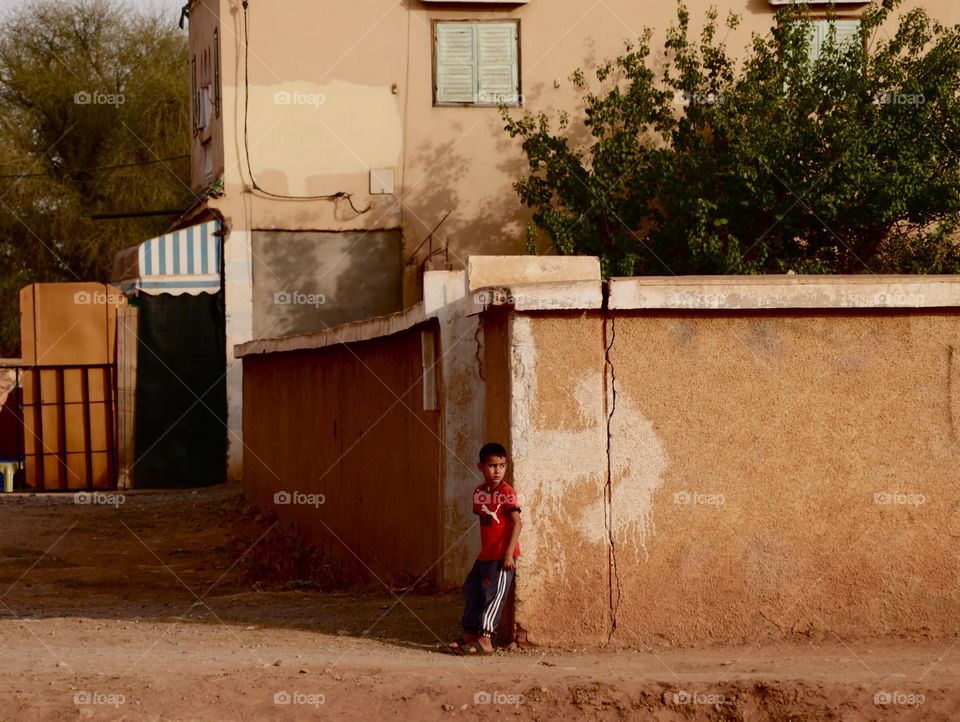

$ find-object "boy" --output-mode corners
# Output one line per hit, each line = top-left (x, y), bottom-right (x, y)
(448, 442), (522, 655)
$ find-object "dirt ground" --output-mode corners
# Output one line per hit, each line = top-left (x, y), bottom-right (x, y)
(0, 488), (957, 721)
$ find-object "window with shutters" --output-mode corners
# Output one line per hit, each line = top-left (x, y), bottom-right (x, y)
(807, 18), (861, 62)
(434, 20), (520, 107)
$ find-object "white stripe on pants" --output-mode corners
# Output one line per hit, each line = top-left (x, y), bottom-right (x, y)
(482, 570), (509, 635)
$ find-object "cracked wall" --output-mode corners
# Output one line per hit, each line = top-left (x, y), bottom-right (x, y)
(503, 309), (960, 646)
(502, 311), (670, 645)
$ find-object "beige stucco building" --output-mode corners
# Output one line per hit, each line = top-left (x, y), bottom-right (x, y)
(181, 0), (960, 478)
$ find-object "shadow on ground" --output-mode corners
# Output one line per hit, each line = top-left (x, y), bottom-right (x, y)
(0, 487), (462, 651)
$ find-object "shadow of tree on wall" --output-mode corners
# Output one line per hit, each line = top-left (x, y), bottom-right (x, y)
(400, 135), (467, 272)
(251, 229), (404, 340)
(434, 33), (606, 262)
(492, 36), (605, 256)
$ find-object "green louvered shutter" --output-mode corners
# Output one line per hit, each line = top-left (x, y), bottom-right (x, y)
(477, 23), (519, 105)
(436, 23), (476, 104)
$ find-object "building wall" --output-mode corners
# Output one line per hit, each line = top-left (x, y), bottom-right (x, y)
(199, 0), (960, 292)
(241, 321), (443, 586)
(504, 307), (960, 645)
(192, 0), (959, 481)
(250, 230), (403, 338)
(187, 0), (224, 189)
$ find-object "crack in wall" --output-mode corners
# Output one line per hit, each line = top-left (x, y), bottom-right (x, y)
(602, 305), (622, 643)
(949, 345), (957, 443)
(474, 315), (485, 381)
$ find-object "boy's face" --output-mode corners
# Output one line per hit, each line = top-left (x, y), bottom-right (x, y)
(478, 455), (507, 487)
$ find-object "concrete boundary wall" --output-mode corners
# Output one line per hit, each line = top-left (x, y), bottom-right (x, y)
(239, 259), (960, 644)
(238, 271), (489, 588)
(240, 316), (445, 585)
(477, 272), (960, 646)
(237, 260), (601, 588)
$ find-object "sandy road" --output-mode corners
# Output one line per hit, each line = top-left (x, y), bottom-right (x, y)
(0, 488), (957, 720)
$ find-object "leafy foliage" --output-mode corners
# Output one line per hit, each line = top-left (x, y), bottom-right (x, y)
(0, 0), (192, 356)
(503, 0), (960, 277)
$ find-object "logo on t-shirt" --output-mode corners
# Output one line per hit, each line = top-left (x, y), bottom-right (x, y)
(480, 503), (502, 524)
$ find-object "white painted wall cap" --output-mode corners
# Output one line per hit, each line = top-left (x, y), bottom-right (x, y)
(609, 275), (960, 310)
(471, 280), (603, 312)
(466, 255), (601, 293)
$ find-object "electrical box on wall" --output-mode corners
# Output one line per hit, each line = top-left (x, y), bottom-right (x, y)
(370, 169), (395, 195)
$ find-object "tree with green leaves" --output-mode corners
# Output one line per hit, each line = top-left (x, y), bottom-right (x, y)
(0, 0), (192, 356)
(503, 0), (960, 277)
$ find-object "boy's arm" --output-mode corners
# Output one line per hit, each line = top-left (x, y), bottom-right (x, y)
(502, 510), (522, 570)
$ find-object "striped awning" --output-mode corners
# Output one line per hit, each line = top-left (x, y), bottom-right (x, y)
(112, 220), (221, 296)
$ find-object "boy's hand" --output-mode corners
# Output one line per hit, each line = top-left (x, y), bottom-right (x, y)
(502, 555), (515, 571)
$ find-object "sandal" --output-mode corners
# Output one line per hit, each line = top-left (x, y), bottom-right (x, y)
(444, 636), (474, 655)
(461, 641), (493, 656)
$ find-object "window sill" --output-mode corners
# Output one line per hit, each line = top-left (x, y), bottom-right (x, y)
(434, 102), (521, 108)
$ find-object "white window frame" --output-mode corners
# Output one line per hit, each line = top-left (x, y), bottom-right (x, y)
(771, 0), (864, 4)
(433, 20), (521, 107)
(807, 17), (862, 62)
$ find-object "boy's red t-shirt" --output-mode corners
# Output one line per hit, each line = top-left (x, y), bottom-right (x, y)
(473, 482), (521, 561)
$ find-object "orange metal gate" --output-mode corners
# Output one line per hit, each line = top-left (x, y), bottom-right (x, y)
(19, 364), (117, 491)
